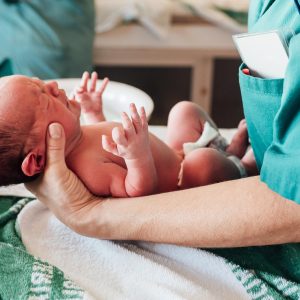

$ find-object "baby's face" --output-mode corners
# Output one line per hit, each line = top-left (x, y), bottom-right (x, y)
(0, 75), (82, 154)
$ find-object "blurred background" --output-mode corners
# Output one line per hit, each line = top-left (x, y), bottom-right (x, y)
(0, 0), (248, 127)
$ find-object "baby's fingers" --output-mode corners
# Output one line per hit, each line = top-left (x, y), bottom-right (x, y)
(102, 134), (118, 155)
(79, 71), (89, 92)
(112, 126), (128, 147)
(129, 103), (143, 132)
(98, 77), (109, 95)
(73, 86), (85, 97)
(121, 112), (135, 139)
(140, 106), (148, 129)
(89, 72), (98, 92)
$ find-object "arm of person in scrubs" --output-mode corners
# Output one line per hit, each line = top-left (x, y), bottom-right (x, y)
(26, 123), (300, 247)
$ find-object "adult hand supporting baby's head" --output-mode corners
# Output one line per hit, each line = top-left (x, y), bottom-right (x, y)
(25, 123), (99, 233)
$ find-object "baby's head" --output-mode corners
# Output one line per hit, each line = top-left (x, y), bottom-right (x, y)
(0, 75), (81, 186)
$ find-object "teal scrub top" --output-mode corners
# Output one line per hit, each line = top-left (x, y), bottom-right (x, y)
(0, 0), (95, 79)
(240, 0), (300, 202)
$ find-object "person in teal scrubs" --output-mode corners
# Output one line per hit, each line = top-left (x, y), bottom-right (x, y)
(240, 0), (300, 202)
(27, 0), (300, 248)
(0, 0), (94, 79)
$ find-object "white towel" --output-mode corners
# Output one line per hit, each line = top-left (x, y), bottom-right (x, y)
(17, 200), (249, 300)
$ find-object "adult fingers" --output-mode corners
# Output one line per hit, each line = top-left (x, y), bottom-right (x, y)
(45, 123), (67, 168)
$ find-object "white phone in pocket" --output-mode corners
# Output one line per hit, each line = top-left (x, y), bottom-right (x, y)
(233, 30), (289, 79)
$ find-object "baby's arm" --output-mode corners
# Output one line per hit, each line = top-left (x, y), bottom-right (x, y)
(74, 71), (109, 124)
(102, 104), (158, 197)
(75, 160), (132, 198)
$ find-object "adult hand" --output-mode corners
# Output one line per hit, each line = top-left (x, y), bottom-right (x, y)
(25, 123), (104, 235)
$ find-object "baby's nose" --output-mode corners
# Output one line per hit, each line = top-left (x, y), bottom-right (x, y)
(46, 81), (60, 97)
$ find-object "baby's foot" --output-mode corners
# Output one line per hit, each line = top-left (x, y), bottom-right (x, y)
(226, 119), (249, 159)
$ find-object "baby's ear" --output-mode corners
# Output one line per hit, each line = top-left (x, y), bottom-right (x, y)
(21, 151), (45, 177)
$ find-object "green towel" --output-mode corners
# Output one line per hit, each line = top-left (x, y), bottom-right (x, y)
(0, 196), (84, 299)
(213, 248), (300, 299)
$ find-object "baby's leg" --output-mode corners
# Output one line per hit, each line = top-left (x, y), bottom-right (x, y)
(180, 148), (241, 189)
(166, 101), (217, 151)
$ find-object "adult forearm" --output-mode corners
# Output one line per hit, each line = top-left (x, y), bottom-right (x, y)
(81, 176), (300, 247)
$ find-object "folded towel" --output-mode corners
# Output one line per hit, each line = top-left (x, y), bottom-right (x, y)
(1, 194), (300, 299)
(15, 199), (300, 299)
(17, 201), (249, 299)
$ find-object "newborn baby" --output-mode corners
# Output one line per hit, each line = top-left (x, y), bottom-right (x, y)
(0, 72), (252, 197)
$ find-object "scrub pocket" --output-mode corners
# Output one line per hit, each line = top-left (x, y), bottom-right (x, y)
(239, 64), (284, 169)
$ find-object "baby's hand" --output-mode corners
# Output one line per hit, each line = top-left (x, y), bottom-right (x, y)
(74, 71), (109, 123)
(102, 103), (150, 160)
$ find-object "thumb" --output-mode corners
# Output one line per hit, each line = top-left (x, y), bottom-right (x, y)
(46, 123), (66, 167)
(25, 122), (67, 198)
